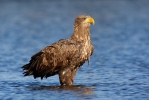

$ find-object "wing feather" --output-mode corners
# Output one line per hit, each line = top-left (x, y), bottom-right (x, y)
(22, 39), (82, 79)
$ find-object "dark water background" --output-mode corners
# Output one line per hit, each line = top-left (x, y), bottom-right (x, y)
(0, 0), (149, 100)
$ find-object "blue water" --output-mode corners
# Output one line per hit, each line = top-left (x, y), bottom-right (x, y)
(0, 0), (149, 100)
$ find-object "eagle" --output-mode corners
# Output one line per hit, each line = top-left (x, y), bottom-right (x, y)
(22, 15), (95, 86)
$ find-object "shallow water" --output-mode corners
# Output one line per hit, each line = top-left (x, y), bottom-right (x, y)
(0, 0), (149, 100)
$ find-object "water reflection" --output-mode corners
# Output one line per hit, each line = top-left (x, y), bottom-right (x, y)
(27, 85), (94, 95)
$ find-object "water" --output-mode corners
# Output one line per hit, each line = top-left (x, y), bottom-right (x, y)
(0, 0), (149, 100)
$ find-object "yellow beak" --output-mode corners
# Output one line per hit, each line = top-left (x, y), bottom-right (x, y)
(85, 17), (95, 24)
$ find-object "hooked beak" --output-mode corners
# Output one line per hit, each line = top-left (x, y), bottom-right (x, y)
(85, 17), (95, 25)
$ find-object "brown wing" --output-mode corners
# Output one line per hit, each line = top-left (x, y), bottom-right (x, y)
(22, 39), (82, 79)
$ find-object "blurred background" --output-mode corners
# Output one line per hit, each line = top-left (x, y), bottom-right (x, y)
(0, 0), (149, 100)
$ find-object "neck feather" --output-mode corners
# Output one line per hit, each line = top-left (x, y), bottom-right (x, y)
(71, 24), (91, 41)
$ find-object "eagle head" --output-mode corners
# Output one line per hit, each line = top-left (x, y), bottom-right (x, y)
(75, 15), (95, 27)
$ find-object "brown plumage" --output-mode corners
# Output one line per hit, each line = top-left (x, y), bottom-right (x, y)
(22, 15), (95, 86)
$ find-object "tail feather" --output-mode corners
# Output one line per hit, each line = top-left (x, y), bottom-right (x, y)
(23, 71), (33, 76)
(21, 50), (58, 79)
(22, 64), (33, 76)
(22, 64), (29, 70)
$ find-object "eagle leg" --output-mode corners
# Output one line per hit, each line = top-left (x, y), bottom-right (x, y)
(59, 67), (79, 86)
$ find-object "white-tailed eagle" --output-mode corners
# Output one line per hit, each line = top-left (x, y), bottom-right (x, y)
(22, 15), (95, 86)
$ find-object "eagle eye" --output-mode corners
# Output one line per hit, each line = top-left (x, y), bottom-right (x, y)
(83, 18), (86, 20)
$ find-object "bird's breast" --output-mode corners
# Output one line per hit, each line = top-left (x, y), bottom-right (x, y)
(81, 41), (92, 60)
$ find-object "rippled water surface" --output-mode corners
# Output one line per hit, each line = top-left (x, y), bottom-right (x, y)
(0, 0), (149, 100)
